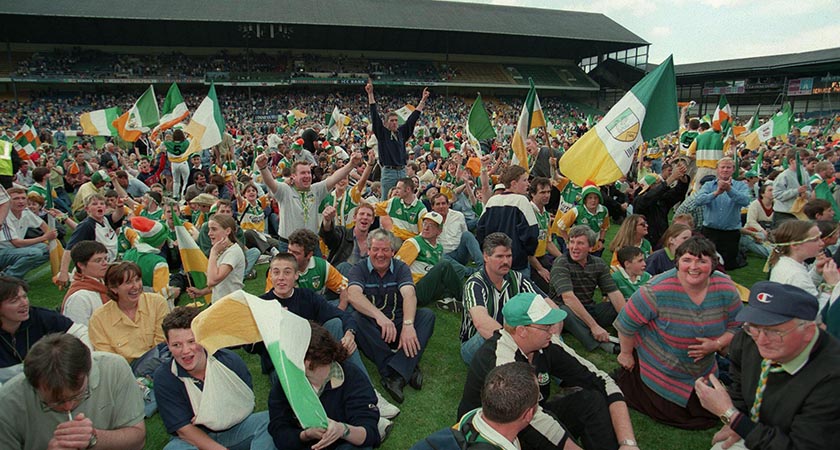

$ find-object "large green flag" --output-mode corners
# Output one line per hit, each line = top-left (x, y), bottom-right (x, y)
(466, 94), (496, 141)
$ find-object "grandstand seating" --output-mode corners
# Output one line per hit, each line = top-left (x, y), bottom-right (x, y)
(447, 62), (513, 84)
(5, 49), (599, 91)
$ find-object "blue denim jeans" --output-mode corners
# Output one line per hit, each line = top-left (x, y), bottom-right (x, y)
(380, 167), (405, 201)
(163, 411), (276, 450)
(460, 333), (486, 366)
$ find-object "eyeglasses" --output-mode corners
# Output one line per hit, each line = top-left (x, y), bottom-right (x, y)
(527, 324), (553, 334)
(742, 322), (805, 344)
(39, 381), (90, 412)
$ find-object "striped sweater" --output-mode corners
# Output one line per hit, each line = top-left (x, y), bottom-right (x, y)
(615, 269), (742, 406)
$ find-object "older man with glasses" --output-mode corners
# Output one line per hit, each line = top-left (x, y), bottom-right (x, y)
(458, 292), (638, 450)
(695, 281), (840, 450)
(0, 333), (145, 450)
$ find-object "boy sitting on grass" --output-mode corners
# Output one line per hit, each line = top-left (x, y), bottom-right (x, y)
(611, 246), (651, 298)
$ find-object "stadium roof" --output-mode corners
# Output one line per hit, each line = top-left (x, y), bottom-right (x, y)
(0, 0), (648, 60)
(676, 47), (840, 80)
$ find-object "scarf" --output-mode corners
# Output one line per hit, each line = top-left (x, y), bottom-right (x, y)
(61, 272), (110, 312)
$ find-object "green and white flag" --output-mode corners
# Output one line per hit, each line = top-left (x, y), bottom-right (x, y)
(183, 83), (225, 157)
(326, 106), (346, 140)
(559, 55), (677, 186)
(744, 104), (792, 150)
(126, 85), (160, 132)
(152, 83), (189, 139)
(795, 119), (817, 133)
(394, 105), (416, 125)
(192, 290), (329, 429)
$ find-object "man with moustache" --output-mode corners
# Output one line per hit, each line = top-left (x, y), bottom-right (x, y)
(460, 233), (544, 365)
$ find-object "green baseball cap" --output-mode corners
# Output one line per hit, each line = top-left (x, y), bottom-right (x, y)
(502, 293), (567, 326)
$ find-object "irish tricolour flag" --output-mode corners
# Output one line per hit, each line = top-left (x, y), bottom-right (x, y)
(559, 55), (677, 186)
(151, 83), (190, 139)
(192, 290), (328, 429)
(80, 107), (121, 136)
(183, 83), (225, 159)
(112, 85), (160, 142)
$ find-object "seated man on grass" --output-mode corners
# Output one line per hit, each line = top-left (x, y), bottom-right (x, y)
(550, 225), (625, 354)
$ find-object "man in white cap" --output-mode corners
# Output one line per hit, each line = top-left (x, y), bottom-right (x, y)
(395, 210), (463, 309)
(695, 281), (840, 450)
(71, 169), (112, 217)
(458, 292), (637, 450)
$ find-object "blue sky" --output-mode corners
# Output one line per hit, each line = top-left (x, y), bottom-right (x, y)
(441, 0), (840, 65)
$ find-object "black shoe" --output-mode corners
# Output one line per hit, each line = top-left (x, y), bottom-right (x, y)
(409, 366), (423, 390)
(381, 376), (405, 404)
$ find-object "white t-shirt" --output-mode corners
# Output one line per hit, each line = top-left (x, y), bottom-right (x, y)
(271, 181), (328, 239)
(63, 290), (105, 326)
(212, 244), (246, 302)
(438, 209), (468, 254)
(0, 209), (44, 248)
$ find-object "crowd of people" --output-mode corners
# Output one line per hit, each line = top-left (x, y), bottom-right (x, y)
(0, 78), (839, 450)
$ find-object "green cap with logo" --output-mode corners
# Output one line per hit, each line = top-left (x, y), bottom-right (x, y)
(502, 293), (567, 326)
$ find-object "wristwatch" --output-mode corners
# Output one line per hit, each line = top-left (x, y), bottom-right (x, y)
(86, 429), (98, 449)
(720, 407), (739, 425)
(618, 439), (638, 447)
(403, 320), (414, 326)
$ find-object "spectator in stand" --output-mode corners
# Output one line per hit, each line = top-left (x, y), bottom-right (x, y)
(366, 78), (429, 197)
(645, 223), (693, 276)
(529, 177), (562, 295)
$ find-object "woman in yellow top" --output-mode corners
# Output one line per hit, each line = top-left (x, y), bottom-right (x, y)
(88, 261), (170, 374)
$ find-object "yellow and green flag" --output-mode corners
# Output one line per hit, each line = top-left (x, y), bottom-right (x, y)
(511, 78), (545, 169)
(559, 55), (677, 186)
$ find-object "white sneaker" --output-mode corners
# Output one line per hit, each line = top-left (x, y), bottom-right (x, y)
(257, 254), (271, 265)
(378, 417), (394, 443)
(376, 389), (400, 419)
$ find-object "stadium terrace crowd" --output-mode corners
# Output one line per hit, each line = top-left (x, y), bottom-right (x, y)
(1, 79), (840, 450)
(13, 49), (464, 83)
